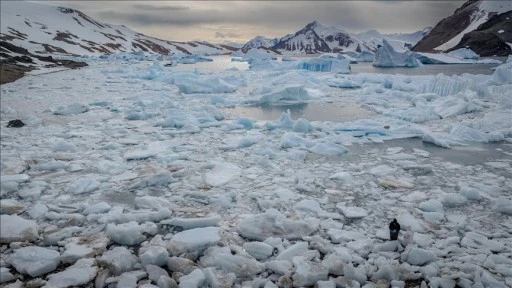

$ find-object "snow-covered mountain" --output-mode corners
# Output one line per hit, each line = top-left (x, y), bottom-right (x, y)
(0, 1), (237, 58)
(413, 0), (512, 56)
(355, 28), (432, 51)
(272, 21), (369, 54)
(241, 36), (279, 51)
(242, 21), (430, 55)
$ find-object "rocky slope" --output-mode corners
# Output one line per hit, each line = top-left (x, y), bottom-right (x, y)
(272, 21), (369, 54)
(243, 21), (430, 55)
(0, 1), (237, 59)
(412, 0), (512, 56)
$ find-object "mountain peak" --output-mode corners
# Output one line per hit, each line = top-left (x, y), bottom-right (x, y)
(305, 20), (325, 30)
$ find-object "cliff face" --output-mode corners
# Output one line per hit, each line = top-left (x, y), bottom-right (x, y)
(448, 11), (512, 56)
(412, 0), (512, 56)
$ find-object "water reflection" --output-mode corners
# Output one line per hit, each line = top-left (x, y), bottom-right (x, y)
(225, 102), (374, 122)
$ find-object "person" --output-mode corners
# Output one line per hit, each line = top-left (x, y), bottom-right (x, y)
(389, 218), (400, 240)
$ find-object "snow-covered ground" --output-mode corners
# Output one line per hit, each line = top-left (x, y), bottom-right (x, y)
(1, 56), (511, 287)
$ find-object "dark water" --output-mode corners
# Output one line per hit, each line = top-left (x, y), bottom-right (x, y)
(316, 138), (512, 175)
(350, 62), (500, 76)
(171, 55), (502, 76)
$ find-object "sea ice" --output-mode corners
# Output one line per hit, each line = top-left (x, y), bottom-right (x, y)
(200, 247), (265, 278)
(0, 215), (38, 243)
(0, 199), (25, 215)
(203, 162), (241, 187)
(106, 221), (149, 246)
(243, 241), (275, 260)
(258, 85), (310, 105)
(178, 269), (205, 288)
(309, 142), (348, 155)
(66, 175), (101, 194)
(140, 246), (168, 267)
(0, 268), (15, 283)
(237, 209), (319, 241)
(52, 103), (89, 115)
(337, 206), (368, 219)
(7, 246), (60, 277)
(167, 257), (199, 274)
(167, 227), (223, 255)
(162, 215), (221, 230)
(275, 242), (309, 261)
(292, 257), (329, 287)
(401, 247), (437, 266)
(145, 264), (169, 282)
(61, 243), (95, 264)
(45, 258), (98, 288)
(98, 247), (139, 276)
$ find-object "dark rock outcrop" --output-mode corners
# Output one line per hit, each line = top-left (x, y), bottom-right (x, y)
(448, 11), (512, 56)
(7, 119), (25, 128)
(413, 0), (511, 56)
(412, 0), (482, 52)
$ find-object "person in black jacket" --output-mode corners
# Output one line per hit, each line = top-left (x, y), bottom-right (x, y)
(389, 219), (400, 240)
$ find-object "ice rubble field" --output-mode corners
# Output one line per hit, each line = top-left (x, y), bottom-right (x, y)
(0, 56), (512, 288)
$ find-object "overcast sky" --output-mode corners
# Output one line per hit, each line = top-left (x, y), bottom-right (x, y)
(44, 1), (466, 43)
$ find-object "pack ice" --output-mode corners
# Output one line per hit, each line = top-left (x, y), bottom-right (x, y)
(1, 45), (511, 288)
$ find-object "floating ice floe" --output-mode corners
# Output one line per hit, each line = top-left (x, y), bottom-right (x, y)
(7, 246), (61, 277)
(1, 43), (512, 288)
(238, 209), (319, 241)
(0, 215), (38, 243)
(52, 103), (89, 115)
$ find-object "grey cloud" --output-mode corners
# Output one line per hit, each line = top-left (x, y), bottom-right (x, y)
(131, 4), (190, 12)
(63, 1), (468, 41)
(215, 31), (242, 39)
(97, 8), (224, 27)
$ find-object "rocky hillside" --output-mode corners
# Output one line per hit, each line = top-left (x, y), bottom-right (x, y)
(0, 1), (237, 59)
(242, 21), (430, 55)
(412, 0), (512, 56)
(272, 21), (369, 54)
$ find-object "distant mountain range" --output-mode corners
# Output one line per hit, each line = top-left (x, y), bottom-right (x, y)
(241, 21), (430, 54)
(1, 0), (510, 67)
(0, 1), (238, 59)
(413, 0), (512, 56)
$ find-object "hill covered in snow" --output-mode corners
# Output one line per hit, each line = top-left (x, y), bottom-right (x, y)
(413, 0), (512, 56)
(242, 21), (430, 55)
(0, 1), (237, 59)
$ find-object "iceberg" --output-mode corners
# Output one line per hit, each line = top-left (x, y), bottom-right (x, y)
(258, 85), (310, 105)
(487, 60), (512, 85)
(373, 39), (420, 67)
(355, 50), (375, 62)
(296, 58), (351, 73)
(447, 48), (479, 60)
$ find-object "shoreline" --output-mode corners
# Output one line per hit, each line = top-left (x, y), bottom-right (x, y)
(0, 64), (31, 85)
